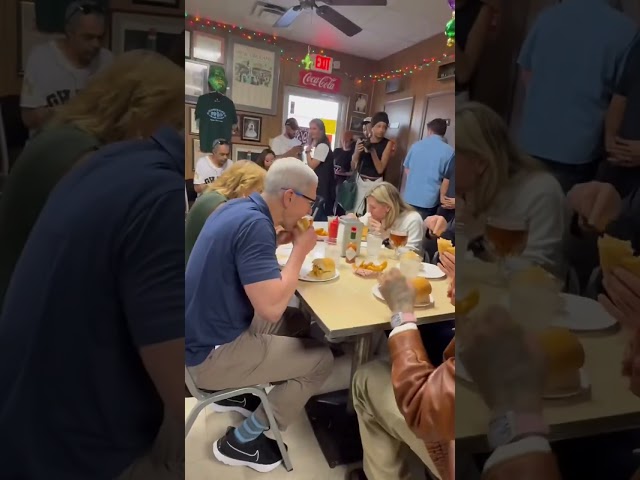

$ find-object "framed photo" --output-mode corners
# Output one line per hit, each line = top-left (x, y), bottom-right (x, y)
(349, 114), (366, 132)
(132, 0), (180, 7)
(231, 120), (241, 143)
(185, 60), (210, 104)
(385, 77), (403, 94)
(185, 30), (191, 58)
(354, 93), (368, 114)
(227, 38), (280, 115)
(110, 12), (183, 55)
(232, 144), (267, 162)
(192, 31), (225, 64)
(17, 1), (64, 75)
(241, 115), (262, 142)
(189, 107), (198, 135)
(192, 138), (202, 172)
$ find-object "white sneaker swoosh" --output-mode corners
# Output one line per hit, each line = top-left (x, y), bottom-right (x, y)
(227, 441), (259, 461)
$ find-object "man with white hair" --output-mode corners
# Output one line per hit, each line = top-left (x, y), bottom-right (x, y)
(185, 158), (334, 473)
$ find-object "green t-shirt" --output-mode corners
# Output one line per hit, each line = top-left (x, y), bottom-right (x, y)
(195, 92), (237, 152)
(0, 125), (100, 308)
(185, 190), (228, 263)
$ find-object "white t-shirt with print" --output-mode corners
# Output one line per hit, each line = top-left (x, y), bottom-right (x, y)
(21, 41), (113, 111)
(193, 156), (233, 196)
(270, 134), (301, 156)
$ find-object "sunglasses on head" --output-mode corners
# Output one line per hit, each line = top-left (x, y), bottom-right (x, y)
(65, 3), (105, 23)
(212, 139), (230, 149)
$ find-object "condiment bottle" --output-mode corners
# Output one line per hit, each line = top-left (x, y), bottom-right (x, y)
(345, 227), (358, 264)
(328, 217), (339, 244)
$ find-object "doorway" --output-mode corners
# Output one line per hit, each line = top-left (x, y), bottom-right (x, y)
(283, 86), (348, 149)
(384, 96), (415, 188)
(421, 92), (455, 147)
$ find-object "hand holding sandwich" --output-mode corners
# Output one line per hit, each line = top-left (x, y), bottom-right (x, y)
(599, 268), (640, 331)
(291, 217), (317, 257)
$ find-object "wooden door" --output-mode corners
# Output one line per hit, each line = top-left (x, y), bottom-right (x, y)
(420, 92), (455, 148)
(383, 96), (415, 189)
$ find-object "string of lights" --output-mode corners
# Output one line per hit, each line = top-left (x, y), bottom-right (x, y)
(185, 14), (454, 82)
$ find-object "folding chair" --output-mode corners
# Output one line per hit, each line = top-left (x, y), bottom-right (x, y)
(184, 367), (293, 471)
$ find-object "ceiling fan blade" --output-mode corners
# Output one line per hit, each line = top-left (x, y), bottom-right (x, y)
(323, 0), (387, 6)
(273, 6), (302, 28)
(316, 5), (362, 37)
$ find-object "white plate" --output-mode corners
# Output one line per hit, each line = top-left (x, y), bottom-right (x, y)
(551, 294), (617, 331)
(457, 360), (591, 399)
(421, 262), (446, 279)
(299, 265), (340, 282)
(372, 285), (434, 308)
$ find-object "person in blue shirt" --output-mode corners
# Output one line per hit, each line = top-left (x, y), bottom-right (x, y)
(601, 32), (640, 197)
(185, 158), (334, 473)
(0, 127), (185, 479)
(517, 0), (636, 193)
(402, 118), (454, 219)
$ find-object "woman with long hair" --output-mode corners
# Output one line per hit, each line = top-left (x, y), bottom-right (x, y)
(255, 148), (276, 171)
(456, 102), (567, 277)
(0, 50), (184, 308)
(185, 160), (266, 262)
(306, 118), (336, 220)
(358, 182), (425, 253)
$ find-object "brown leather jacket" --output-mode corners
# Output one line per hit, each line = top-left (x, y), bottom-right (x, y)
(388, 328), (563, 480)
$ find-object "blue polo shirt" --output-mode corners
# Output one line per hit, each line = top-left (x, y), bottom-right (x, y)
(403, 135), (453, 209)
(185, 193), (281, 367)
(0, 128), (185, 479)
(517, 0), (636, 165)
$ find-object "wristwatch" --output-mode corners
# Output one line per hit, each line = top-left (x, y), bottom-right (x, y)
(488, 411), (549, 449)
(390, 312), (417, 329)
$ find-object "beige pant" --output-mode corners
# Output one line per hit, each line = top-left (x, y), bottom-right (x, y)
(190, 308), (334, 429)
(352, 360), (439, 480)
(115, 415), (184, 480)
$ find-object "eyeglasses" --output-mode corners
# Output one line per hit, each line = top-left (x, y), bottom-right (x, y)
(281, 188), (316, 206)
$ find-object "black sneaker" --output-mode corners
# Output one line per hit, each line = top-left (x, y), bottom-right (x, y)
(210, 393), (261, 418)
(213, 427), (286, 473)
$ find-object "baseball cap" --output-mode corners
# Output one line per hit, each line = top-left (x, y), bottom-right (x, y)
(284, 118), (299, 130)
(362, 117), (372, 125)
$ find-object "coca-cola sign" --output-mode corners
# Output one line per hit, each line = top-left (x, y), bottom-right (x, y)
(298, 71), (342, 93)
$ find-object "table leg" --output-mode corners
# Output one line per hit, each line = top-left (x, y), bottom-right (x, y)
(347, 333), (373, 414)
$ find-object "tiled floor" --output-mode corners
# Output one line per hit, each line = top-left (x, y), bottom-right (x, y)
(185, 354), (356, 480)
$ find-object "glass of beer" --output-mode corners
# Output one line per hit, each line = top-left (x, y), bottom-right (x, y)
(390, 229), (408, 259)
(485, 216), (528, 277)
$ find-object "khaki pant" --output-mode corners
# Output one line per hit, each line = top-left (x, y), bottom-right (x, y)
(352, 360), (439, 480)
(190, 307), (334, 429)
(115, 415), (184, 480)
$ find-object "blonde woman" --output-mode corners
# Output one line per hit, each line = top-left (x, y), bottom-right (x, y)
(185, 160), (266, 262)
(456, 102), (567, 277)
(0, 50), (184, 308)
(357, 182), (425, 253)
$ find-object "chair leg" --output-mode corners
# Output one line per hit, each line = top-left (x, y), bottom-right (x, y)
(254, 389), (293, 472)
(185, 400), (208, 438)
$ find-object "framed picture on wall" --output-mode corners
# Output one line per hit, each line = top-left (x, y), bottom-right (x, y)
(185, 30), (191, 58)
(189, 107), (198, 135)
(185, 60), (210, 104)
(354, 93), (368, 114)
(192, 31), (225, 64)
(232, 120), (241, 143)
(132, 0), (180, 7)
(349, 114), (365, 132)
(241, 115), (262, 142)
(385, 78), (403, 94)
(110, 13), (183, 55)
(192, 138), (202, 171)
(232, 144), (266, 162)
(17, 1), (64, 75)
(227, 38), (280, 115)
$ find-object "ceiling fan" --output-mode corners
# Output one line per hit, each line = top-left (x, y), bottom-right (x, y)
(274, 0), (388, 37)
